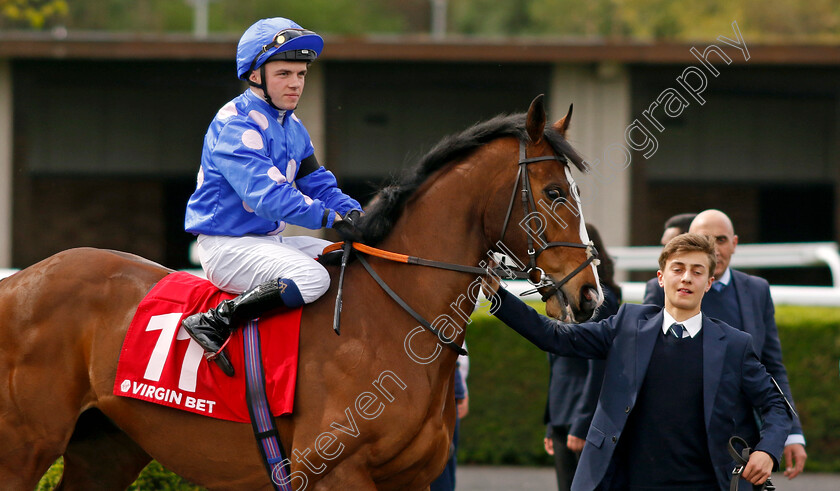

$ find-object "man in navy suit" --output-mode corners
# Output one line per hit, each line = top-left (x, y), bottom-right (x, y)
(544, 223), (620, 490)
(489, 233), (791, 490)
(644, 209), (807, 479)
(659, 212), (696, 246)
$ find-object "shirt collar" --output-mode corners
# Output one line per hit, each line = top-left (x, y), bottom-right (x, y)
(715, 267), (732, 286)
(245, 88), (291, 122)
(662, 310), (703, 338)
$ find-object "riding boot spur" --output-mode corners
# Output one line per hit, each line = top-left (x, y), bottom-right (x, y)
(182, 278), (305, 376)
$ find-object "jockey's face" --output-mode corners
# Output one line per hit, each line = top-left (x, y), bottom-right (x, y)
(249, 60), (308, 111)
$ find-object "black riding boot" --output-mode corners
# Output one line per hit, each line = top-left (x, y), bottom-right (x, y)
(182, 278), (304, 376)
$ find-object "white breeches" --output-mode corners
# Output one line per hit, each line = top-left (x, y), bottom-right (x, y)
(195, 234), (332, 303)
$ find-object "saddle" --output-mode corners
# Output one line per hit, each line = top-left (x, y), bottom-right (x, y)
(114, 271), (301, 422)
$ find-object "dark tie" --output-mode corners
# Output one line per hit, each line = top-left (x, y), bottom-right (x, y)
(670, 323), (684, 339)
(712, 281), (725, 292)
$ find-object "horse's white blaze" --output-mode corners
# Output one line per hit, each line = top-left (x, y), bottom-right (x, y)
(565, 167), (604, 303)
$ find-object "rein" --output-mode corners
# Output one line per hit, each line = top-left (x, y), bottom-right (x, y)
(326, 139), (598, 356)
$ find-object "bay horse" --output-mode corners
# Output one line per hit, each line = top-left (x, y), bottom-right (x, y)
(0, 95), (601, 490)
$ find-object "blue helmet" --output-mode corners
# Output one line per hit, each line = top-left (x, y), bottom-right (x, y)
(236, 17), (324, 79)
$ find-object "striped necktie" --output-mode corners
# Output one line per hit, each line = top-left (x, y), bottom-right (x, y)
(670, 323), (684, 339)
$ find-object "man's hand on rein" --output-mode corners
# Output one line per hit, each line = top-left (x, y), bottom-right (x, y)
(481, 260), (503, 299)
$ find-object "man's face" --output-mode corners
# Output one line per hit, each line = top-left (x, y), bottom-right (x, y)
(657, 250), (714, 317)
(250, 60), (308, 110)
(689, 217), (737, 279)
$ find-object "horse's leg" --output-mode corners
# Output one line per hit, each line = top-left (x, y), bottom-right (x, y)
(0, 249), (163, 489)
(0, 338), (85, 490)
(0, 426), (61, 490)
(0, 407), (72, 490)
(310, 466), (379, 491)
(55, 408), (151, 491)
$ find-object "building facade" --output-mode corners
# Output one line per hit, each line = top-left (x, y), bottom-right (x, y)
(1, 32), (838, 283)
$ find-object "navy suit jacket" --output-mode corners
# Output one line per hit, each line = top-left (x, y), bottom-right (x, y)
(644, 271), (803, 438)
(544, 286), (617, 438)
(494, 288), (791, 491)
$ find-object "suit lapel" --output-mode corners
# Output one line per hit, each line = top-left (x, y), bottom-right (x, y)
(702, 316), (727, 428)
(733, 270), (755, 335)
(635, 312), (663, 392)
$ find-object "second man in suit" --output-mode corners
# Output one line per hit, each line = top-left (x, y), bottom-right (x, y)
(489, 233), (791, 490)
(644, 209), (807, 479)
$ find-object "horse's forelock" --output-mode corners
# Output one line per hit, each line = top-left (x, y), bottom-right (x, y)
(544, 127), (586, 173)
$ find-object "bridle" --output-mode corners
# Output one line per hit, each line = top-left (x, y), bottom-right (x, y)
(325, 138), (599, 355)
(499, 140), (599, 302)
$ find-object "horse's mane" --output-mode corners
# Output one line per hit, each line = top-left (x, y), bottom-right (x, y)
(358, 112), (586, 246)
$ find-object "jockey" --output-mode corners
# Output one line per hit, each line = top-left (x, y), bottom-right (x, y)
(182, 17), (363, 376)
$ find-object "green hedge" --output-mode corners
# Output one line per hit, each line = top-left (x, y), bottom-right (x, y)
(774, 305), (840, 471)
(37, 458), (202, 490)
(457, 302), (553, 466)
(37, 304), (840, 487)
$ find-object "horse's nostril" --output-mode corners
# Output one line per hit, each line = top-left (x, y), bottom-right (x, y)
(582, 286), (598, 302)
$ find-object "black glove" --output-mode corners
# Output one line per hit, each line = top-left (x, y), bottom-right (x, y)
(342, 210), (362, 227)
(332, 210), (364, 242)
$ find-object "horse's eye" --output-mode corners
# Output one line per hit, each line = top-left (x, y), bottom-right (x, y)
(544, 187), (565, 201)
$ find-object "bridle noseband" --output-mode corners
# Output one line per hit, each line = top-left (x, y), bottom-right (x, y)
(327, 138), (599, 355)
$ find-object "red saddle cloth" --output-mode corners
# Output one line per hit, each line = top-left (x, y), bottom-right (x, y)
(114, 271), (301, 422)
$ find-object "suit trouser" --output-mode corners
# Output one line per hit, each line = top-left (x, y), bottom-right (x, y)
(550, 425), (580, 491)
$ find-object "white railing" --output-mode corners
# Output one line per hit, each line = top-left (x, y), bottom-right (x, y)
(507, 242), (840, 306)
(611, 242), (840, 306)
(609, 242), (840, 287)
(4, 243), (840, 306)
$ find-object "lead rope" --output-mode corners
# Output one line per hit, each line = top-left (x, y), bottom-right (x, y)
(728, 436), (775, 491)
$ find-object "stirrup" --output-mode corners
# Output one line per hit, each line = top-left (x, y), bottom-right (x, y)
(206, 336), (235, 377)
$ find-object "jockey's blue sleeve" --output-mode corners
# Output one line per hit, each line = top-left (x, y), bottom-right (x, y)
(296, 167), (362, 216)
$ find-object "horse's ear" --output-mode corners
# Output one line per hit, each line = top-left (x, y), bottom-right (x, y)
(526, 94), (546, 144)
(553, 103), (573, 137)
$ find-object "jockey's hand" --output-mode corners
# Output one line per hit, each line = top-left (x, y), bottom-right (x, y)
(332, 210), (364, 242)
(342, 209), (363, 226)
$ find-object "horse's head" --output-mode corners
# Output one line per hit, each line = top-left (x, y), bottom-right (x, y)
(486, 95), (602, 322)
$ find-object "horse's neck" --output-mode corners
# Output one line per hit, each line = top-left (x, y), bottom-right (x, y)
(370, 162), (494, 362)
(384, 158), (493, 263)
